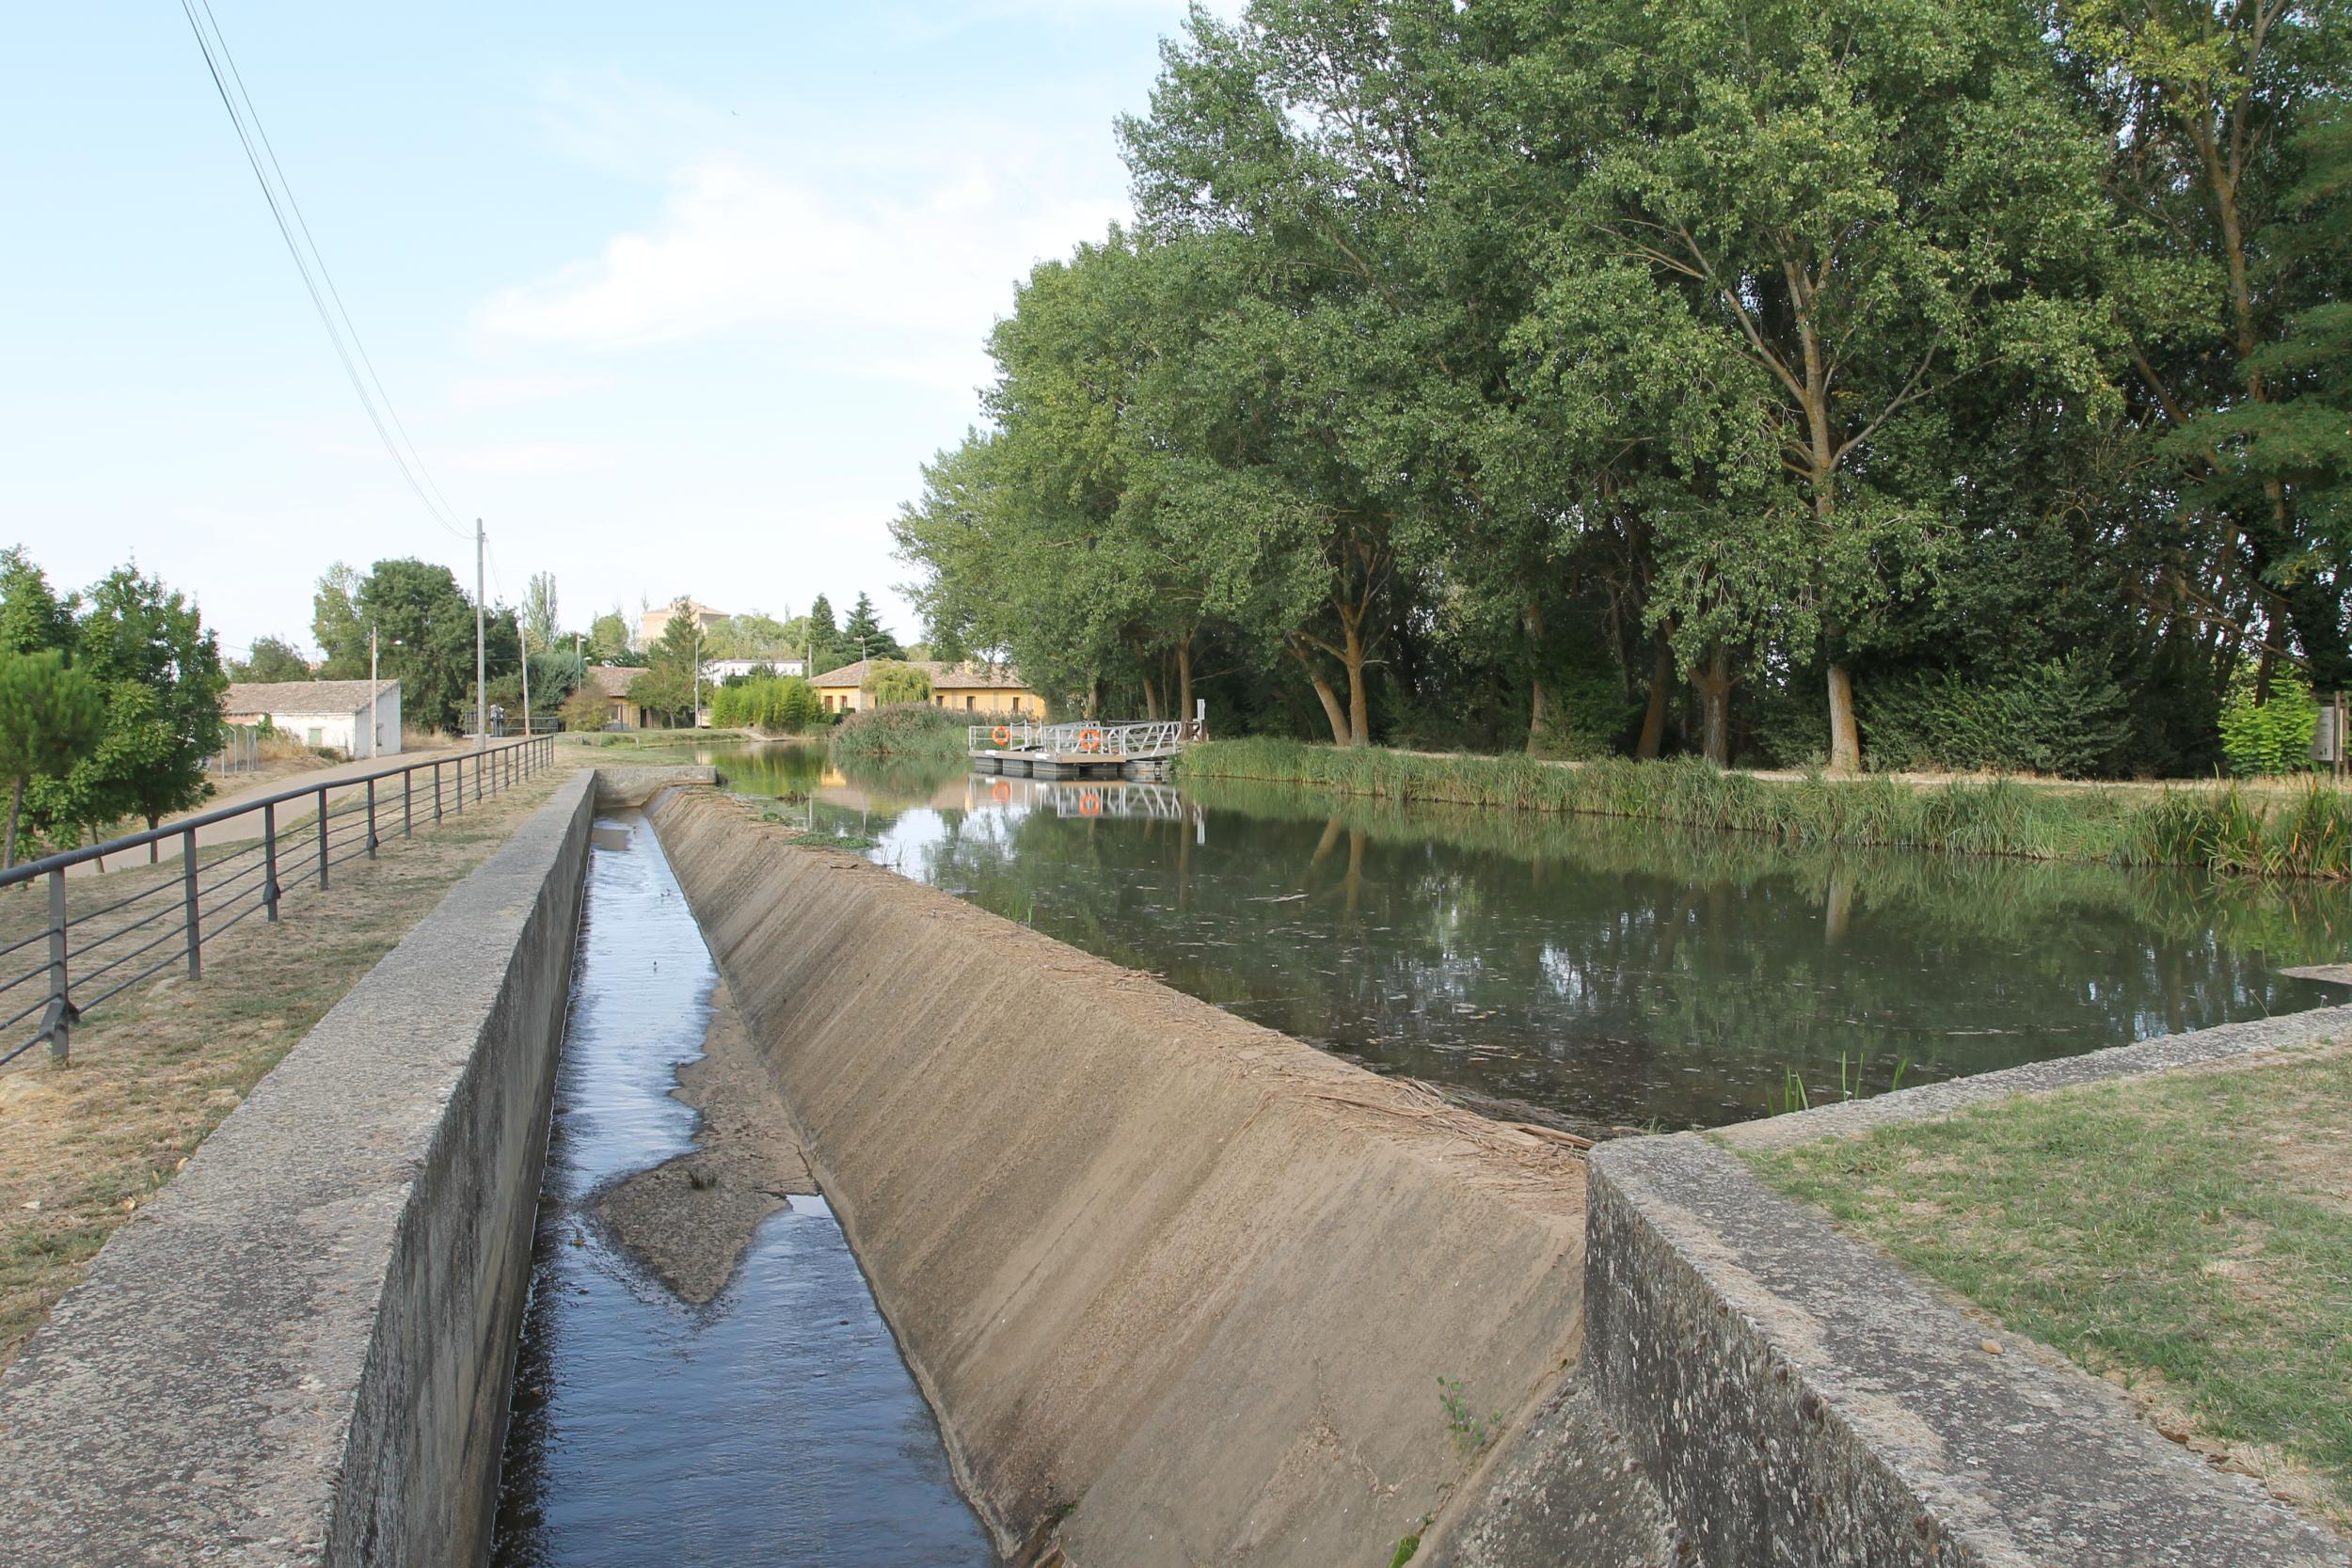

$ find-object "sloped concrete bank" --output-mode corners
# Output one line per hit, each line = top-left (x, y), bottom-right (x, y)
(0, 769), (598, 1568)
(645, 787), (1606, 1566)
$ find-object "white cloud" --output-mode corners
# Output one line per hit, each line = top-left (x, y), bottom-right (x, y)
(476, 146), (1125, 387)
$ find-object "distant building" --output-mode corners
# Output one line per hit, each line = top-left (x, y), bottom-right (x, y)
(636, 599), (730, 651)
(707, 657), (806, 682)
(582, 666), (675, 730)
(223, 680), (401, 758)
(811, 658), (1040, 717)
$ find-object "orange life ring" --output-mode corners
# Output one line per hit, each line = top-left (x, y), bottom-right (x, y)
(991, 724), (1010, 746)
(1078, 792), (1103, 816)
(1078, 727), (1104, 753)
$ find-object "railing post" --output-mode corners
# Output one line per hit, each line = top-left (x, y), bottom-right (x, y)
(403, 768), (412, 837)
(182, 829), (201, 980)
(366, 779), (378, 859)
(317, 784), (330, 889)
(44, 867), (69, 1062)
(435, 761), (443, 823)
(263, 800), (279, 922)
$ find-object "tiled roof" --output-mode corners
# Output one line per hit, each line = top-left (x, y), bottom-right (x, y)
(584, 666), (644, 698)
(222, 680), (396, 715)
(810, 658), (1031, 691)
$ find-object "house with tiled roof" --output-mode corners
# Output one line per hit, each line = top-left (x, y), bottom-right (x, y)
(810, 658), (1041, 717)
(222, 680), (401, 758)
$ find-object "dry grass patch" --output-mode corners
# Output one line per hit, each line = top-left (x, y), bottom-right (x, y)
(0, 761), (584, 1371)
(1740, 1043), (2352, 1534)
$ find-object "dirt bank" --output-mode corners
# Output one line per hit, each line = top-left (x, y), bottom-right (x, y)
(596, 975), (816, 1305)
(647, 786), (1590, 1568)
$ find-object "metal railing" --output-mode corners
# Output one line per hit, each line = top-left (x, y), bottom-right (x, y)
(967, 718), (1204, 756)
(0, 734), (556, 1068)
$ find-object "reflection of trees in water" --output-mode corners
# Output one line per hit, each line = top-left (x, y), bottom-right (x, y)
(888, 783), (2352, 1129)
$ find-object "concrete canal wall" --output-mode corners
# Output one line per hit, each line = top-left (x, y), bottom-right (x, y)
(646, 787), (1593, 1566)
(0, 770), (597, 1568)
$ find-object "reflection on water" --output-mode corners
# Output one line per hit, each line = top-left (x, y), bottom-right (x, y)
(675, 741), (2352, 1129)
(489, 810), (993, 1568)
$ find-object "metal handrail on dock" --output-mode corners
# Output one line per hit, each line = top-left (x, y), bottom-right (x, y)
(967, 718), (1204, 758)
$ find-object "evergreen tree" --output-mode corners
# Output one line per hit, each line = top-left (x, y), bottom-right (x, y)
(840, 593), (901, 662)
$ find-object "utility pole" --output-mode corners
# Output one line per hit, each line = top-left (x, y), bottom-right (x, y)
(692, 624), (703, 729)
(519, 622), (532, 738)
(474, 519), (487, 750)
(367, 623), (378, 759)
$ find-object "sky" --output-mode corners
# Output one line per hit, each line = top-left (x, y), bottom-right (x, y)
(0, 2), (1219, 664)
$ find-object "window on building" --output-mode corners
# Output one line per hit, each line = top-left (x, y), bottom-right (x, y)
(1011, 696), (1023, 714)
(965, 694), (976, 710)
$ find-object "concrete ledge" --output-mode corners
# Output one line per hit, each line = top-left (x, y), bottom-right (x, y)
(1718, 1003), (2352, 1153)
(1583, 1132), (2344, 1567)
(593, 763), (716, 807)
(0, 769), (597, 1567)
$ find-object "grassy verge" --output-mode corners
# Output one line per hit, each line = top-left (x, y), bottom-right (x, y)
(1739, 1045), (2352, 1531)
(1176, 738), (2352, 879)
(0, 761), (580, 1370)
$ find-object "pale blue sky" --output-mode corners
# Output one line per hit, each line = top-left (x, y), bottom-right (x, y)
(1, 2), (1212, 660)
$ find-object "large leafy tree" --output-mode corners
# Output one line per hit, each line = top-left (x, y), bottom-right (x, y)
(353, 559), (492, 733)
(628, 599), (707, 724)
(229, 635), (310, 683)
(0, 651), (103, 869)
(50, 564), (230, 849)
(310, 562), (367, 677)
(1, 546), (77, 657)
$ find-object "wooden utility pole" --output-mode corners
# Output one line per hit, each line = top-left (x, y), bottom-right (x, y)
(367, 623), (378, 759)
(520, 622), (532, 738)
(474, 519), (487, 749)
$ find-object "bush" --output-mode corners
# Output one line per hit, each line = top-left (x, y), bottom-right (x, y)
(829, 702), (968, 759)
(1529, 667), (1643, 760)
(559, 684), (607, 734)
(1859, 654), (2128, 777)
(2217, 671), (2319, 777)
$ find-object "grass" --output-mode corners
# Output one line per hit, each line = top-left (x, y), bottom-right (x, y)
(1739, 1044), (2352, 1531)
(0, 760), (581, 1370)
(1176, 738), (2352, 879)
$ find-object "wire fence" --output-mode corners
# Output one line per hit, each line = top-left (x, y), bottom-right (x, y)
(0, 735), (556, 1069)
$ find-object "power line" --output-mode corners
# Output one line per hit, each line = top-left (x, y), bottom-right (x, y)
(177, 0), (469, 542)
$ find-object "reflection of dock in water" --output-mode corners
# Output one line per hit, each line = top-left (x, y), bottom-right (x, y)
(968, 773), (1201, 830)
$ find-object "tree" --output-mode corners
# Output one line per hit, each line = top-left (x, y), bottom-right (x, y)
(559, 682), (608, 735)
(840, 594), (901, 662)
(588, 607), (635, 665)
(354, 559), (485, 733)
(705, 610), (797, 661)
(864, 659), (933, 705)
(311, 562), (366, 677)
(0, 546), (76, 656)
(37, 564), (230, 855)
(628, 599), (706, 725)
(0, 650), (103, 870)
(805, 594), (843, 673)
(229, 635), (310, 683)
(523, 572), (562, 651)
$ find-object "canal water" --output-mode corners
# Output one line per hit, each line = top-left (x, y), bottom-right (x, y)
(665, 740), (2352, 1130)
(489, 811), (993, 1567)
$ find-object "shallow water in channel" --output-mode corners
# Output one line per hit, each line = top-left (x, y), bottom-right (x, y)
(675, 739), (2352, 1130)
(487, 811), (993, 1568)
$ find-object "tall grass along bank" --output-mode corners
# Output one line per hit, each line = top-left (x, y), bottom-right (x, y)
(1175, 739), (2352, 880)
(826, 702), (970, 762)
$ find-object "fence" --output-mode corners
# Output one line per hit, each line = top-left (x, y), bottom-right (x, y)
(0, 735), (556, 1068)
(966, 718), (1204, 756)
(207, 724), (262, 777)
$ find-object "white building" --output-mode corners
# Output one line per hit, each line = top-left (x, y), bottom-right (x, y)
(707, 657), (807, 681)
(223, 680), (403, 759)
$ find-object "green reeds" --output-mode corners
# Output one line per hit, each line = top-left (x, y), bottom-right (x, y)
(1174, 739), (2352, 880)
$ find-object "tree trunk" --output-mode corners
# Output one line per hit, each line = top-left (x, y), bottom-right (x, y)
(1289, 639), (1350, 746)
(4, 774), (22, 873)
(1636, 632), (1673, 760)
(1524, 598), (1549, 755)
(1140, 670), (1160, 722)
(1175, 635), (1194, 730)
(1342, 619), (1370, 748)
(1826, 664), (1861, 774)
(1694, 654), (1733, 766)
